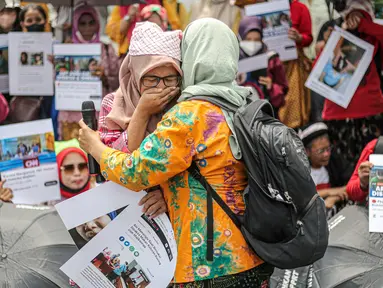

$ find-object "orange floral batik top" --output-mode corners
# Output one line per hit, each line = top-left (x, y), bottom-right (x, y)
(100, 100), (263, 283)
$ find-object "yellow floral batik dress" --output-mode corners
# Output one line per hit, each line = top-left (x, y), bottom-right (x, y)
(100, 100), (263, 283)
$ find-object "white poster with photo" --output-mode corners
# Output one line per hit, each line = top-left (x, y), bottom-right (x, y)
(368, 154), (383, 233)
(54, 44), (102, 111)
(8, 32), (54, 96)
(244, 0), (297, 61)
(305, 27), (374, 109)
(0, 35), (9, 93)
(58, 182), (177, 288)
(0, 119), (60, 204)
(55, 181), (146, 250)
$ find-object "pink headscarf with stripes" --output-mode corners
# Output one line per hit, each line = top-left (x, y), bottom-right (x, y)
(105, 22), (182, 134)
(72, 5), (100, 44)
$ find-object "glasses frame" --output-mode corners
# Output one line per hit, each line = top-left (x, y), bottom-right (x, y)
(141, 75), (181, 88)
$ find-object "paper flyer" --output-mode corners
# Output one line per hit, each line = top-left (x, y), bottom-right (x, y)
(305, 26), (374, 109)
(54, 43), (102, 111)
(0, 119), (60, 204)
(244, 0), (297, 61)
(368, 154), (383, 233)
(0, 35), (9, 93)
(55, 181), (146, 249)
(58, 182), (177, 288)
(8, 32), (54, 96)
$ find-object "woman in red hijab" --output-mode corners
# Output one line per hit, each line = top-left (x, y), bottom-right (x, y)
(56, 147), (92, 202)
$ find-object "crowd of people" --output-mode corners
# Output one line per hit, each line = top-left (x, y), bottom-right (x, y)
(0, 0), (382, 287)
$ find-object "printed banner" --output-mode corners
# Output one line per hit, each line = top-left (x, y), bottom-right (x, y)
(305, 27), (374, 109)
(8, 32), (54, 96)
(54, 43), (102, 111)
(0, 119), (60, 204)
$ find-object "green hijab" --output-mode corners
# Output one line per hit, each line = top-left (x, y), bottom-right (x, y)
(179, 18), (252, 159)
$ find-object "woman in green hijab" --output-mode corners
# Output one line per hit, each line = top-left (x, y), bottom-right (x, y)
(78, 18), (273, 287)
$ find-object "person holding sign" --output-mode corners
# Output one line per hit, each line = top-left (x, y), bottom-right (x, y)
(237, 16), (288, 116)
(57, 4), (120, 141)
(79, 18), (273, 287)
(321, 0), (383, 169)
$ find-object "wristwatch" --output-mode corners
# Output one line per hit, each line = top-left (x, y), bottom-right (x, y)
(124, 15), (132, 22)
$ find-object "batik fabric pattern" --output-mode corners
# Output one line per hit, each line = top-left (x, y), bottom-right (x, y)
(100, 100), (263, 283)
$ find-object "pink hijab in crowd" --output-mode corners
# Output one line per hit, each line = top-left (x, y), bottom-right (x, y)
(72, 4), (101, 43)
(105, 22), (182, 134)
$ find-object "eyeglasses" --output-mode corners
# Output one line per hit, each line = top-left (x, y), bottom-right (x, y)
(313, 146), (332, 156)
(61, 163), (88, 174)
(141, 75), (181, 88)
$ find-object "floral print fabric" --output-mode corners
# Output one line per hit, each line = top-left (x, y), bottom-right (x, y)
(100, 100), (262, 283)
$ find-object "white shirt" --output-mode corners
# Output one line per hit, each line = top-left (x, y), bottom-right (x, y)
(311, 166), (329, 187)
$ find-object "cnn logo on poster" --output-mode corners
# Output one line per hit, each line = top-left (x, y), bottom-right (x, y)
(23, 157), (40, 168)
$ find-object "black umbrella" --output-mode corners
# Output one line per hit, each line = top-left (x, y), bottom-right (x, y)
(271, 206), (383, 288)
(0, 203), (78, 287)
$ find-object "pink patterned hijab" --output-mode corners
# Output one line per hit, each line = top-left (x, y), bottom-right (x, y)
(105, 22), (182, 134)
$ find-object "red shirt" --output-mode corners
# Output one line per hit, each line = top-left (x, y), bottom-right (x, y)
(322, 12), (383, 121)
(290, 0), (313, 48)
(346, 139), (378, 202)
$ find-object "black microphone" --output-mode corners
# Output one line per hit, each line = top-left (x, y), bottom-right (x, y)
(81, 101), (105, 184)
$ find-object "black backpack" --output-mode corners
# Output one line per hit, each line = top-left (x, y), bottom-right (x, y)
(188, 99), (329, 269)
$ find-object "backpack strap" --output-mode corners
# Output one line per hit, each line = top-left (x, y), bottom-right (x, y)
(374, 136), (383, 154)
(188, 162), (241, 261)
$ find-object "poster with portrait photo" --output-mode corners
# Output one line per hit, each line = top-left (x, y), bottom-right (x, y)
(8, 32), (53, 96)
(305, 26), (374, 108)
(54, 43), (102, 111)
(55, 181), (146, 250)
(0, 35), (9, 93)
(244, 0), (297, 61)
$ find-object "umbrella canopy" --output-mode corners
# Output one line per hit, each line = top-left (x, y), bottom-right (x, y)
(19, 0), (146, 6)
(0, 203), (78, 287)
(313, 205), (383, 288)
(271, 206), (383, 288)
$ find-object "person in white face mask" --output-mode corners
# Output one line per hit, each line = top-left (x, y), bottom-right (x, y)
(238, 16), (288, 117)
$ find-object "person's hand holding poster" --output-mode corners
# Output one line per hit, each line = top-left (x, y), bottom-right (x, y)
(368, 154), (383, 233)
(54, 43), (102, 111)
(305, 26), (374, 109)
(0, 119), (60, 204)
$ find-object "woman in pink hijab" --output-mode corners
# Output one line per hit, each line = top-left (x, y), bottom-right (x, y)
(97, 21), (182, 218)
(57, 4), (120, 141)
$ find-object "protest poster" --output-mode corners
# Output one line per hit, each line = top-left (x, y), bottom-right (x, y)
(244, 0), (297, 61)
(54, 43), (102, 111)
(0, 119), (60, 204)
(58, 182), (177, 288)
(8, 32), (54, 96)
(0, 35), (9, 93)
(305, 27), (374, 109)
(55, 181), (146, 249)
(238, 53), (268, 74)
(368, 154), (383, 233)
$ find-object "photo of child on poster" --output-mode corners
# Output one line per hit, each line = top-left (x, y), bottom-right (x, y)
(68, 206), (127, 249)
(319, 37), (365, 94)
